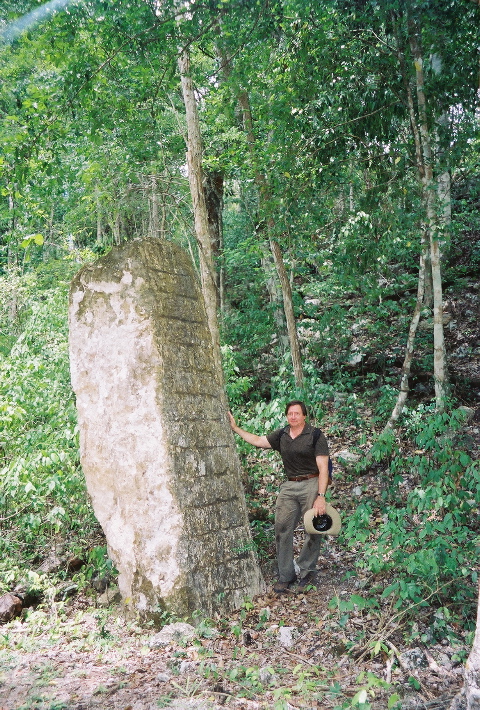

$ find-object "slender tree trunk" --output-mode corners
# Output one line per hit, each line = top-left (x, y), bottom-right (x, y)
(150, 175), (159, 239)
(237, 89), (304, 388)
(210, 34), (233, 317)
(388, 16), (447, 423)
(111, 209), (121, 246)
(437, 168), (451, 227)
(465, 586), (480, 708)
(261, 244), (289, 353)
(270, 239), (304, 389)
(95, 187), (102, 244)
(431, 53), (452, 229)
(48, 204), (54, 241)
(382, 231), (427, 431)
(8, 193), (16, 268)
(409, 21), (448, 410)
(261, 231), (290, 356)
(396, 23), (434, 316)
(177, 48), (222, 379)
(160, 191), (167, 238)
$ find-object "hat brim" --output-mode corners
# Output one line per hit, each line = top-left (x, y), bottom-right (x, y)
(304, 503), (341, 536)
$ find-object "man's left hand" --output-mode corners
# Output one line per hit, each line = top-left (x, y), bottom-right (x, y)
(313, 496), (326, 516)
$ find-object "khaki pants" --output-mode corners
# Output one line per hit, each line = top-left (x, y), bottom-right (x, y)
(275, 477), (322, 582)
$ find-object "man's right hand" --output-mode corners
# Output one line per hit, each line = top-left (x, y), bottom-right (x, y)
(228, 411), (236, 430)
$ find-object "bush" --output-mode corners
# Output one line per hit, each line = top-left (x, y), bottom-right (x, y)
(343, 408), (479, 621)
(0, 261), (98, 577)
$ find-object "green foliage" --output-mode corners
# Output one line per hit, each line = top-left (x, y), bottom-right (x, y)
(221, 344), (252, 407)
(85, 546), (117, 581)
(249, 520), (274, 560)
(344, 407), (480, 618)
(333, 672), (393, 710)
(0, 260), (97, 577)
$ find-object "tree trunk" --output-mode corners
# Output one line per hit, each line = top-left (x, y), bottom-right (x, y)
(237, 88), (304, 388)
(270, 240), (304, 390)
(382, 231), (427, 431)
(95, 186), (103, 244)
(8, 193), (16, 268)
(408, 21), (448, 410)
(112, 210), (121, 246)
(150, 174), (159, 239)
(261, 243), (289, 354)
(177, 48), (223, 379)
(431, 53), (452, 229)
(390, 15), (447, 419)
(204, 169), (224, 313)
(465, 589), (480, 708)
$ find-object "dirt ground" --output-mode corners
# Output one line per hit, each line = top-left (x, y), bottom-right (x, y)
(0, 525), (468, 710)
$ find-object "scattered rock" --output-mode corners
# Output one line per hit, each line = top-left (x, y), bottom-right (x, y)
(259, 666), (277, 685)
(0, 593), (22, 623)
(149, 622), (196, 648)
(37, 552), (63, 574)
(458, 405), (475, 421)
(54, 583), (78, 601)
(156, 672), (171, 683)
(448, 688), (467, 710)
(434, 651), (454, 672)
(167, 701), (223, 710)
(401, 696), (429, 709)
(399, 647), (428, 670)
(66, 556), (84, 572)
(348, 351), (365, 365)
(336, 450), (360, 468)
(179, 660), (197, 673)
(91, 574), (112, 593)
(333, 393), (348, 407)
(351, 319), (369, 333)
(12, 584), (42, 608)
(97, 585), (122, 607)
(277, 626), (296, 648)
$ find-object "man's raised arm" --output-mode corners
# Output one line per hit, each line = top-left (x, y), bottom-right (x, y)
(228, 411), (272, 449)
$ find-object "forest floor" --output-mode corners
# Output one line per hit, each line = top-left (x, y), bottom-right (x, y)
(0, 551), (467, 710)
(2, 426), (477, 710)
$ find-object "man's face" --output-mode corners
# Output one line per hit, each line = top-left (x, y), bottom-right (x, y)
(286, 404), (306, 428)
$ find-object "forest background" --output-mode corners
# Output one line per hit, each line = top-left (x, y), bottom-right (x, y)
(0, 1), (479, 708)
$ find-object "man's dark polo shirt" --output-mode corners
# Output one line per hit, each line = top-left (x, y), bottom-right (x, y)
(266, 423), (329, 479)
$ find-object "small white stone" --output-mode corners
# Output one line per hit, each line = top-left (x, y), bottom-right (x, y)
(278, 626), (296, 648)
(149, 622), (196, 648)
(259, 667), (277, 684)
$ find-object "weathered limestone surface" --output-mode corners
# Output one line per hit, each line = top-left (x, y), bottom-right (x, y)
(69, 238), (264, 617)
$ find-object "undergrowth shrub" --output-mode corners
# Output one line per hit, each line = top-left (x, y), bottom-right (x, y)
(0, 261), (98, 584)
(343, 407), (479, 628)
(221, 344), (252, 407)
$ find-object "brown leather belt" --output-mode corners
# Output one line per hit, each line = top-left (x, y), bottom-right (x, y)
(288, 474), (319, 482)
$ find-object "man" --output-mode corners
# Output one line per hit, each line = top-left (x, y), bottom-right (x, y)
(228, 400), (330, 594)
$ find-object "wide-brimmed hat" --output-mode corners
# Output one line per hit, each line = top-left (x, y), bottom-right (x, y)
(304, 503), (341, 536)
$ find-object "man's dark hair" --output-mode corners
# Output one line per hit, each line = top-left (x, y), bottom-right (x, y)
(285, 400), (308, 416)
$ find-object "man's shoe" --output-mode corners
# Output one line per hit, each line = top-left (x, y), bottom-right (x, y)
(273, 578), (296, 594)
(297, 572), (317, 592)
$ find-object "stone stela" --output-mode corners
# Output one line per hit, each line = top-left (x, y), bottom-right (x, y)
(69, 238), (264, 618)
